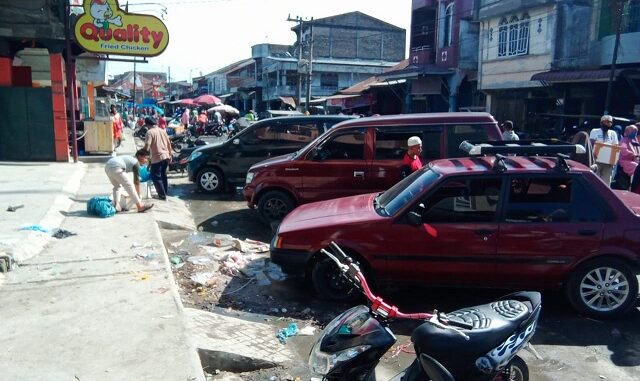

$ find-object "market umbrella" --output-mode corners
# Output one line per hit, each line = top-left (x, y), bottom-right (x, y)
(208, 104), (240, 115)
(177, 98), (195, 105)
(194, 94), (222, 106)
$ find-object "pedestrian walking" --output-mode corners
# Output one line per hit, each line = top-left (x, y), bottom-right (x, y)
(614, 125), (640, 191)
(590, 115), (619, 185)
(181, 107), (190, 131)
(143, 117), (172, 200)
(104, 148), (154, 213)
(501, 120), (519, 141)
(110, 104), (124, 148)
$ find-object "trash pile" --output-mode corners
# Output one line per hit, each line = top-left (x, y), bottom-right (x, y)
(169, 233), (285, 303)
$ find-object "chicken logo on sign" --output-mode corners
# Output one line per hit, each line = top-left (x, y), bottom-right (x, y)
(74, 0), (169, 57)
(89, 0), (122, 32)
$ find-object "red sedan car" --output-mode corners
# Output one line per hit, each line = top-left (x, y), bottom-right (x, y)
(271, 143), (640, 318)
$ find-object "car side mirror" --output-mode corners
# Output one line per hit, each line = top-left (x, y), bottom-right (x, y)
(407, 211), (422, 226)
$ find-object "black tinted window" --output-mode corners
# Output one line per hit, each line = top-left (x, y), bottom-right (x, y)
(571, 179), (604, 222)
(504, 177), (572, 223)
(242, 124), (277, 145)
(374, 128), (441, 161)
(446, 124), (491, 157)
(420, 178), (502, 223)
(278, 123), (319, 144)
(319, 130), (365, 160)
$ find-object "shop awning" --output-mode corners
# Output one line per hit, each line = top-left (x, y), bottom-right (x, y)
(279, 96), (297, 108)
(369, 79), (406, 87)
(531, 69), (625, 83)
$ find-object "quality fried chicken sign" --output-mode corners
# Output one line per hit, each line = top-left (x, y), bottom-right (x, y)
(74, 0), (169, 57)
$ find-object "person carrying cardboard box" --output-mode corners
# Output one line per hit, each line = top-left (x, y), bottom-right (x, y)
(590, 115), (620, 186)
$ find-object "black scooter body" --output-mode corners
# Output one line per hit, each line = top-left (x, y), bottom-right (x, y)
(310, 292), (541, 381)
(310, 305), (396, 381)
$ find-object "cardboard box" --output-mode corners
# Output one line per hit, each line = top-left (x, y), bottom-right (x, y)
(593, 141), (621, 166)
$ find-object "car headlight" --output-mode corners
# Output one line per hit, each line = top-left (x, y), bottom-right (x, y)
(188, 151), (203, 162)
(309, 343), (371, 375)
(245, 171), (255, 184)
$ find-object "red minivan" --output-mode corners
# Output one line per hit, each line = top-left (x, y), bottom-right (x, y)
(244, 113), (502, 224)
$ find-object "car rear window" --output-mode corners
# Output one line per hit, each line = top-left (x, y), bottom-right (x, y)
(446, 124), (491, 157)
(503, 177), (573, 223)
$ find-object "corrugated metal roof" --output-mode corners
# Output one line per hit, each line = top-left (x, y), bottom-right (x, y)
(531, 69), (626, 82)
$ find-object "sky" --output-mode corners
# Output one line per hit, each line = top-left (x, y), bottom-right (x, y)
(106, 0), (413, 83)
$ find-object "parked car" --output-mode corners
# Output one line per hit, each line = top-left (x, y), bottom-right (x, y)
(270, 141), (640, 319)
(244, 112), (502, 224)
(187, 115), (354, 193)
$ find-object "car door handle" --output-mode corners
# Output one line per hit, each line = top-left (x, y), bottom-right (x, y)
(354, 171), (365, 178)
(578, 229), (597, 236)
(474, 229), (495, 236)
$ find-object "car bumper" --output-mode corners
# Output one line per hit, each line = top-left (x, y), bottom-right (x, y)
(243, 185), (256, 207)
(187, 160), (202, 182)
(270, 239), (312, 277)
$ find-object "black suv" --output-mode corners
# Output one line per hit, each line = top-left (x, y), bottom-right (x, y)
(187, 115), (354, 193)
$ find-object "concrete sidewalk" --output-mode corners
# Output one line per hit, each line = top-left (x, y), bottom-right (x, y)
(0, 134), (205, 380)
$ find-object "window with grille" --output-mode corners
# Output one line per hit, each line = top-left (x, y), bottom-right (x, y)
(497, 15), (530, 58)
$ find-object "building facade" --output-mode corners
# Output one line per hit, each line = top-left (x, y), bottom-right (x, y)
(479, 0), (640, 136)
(381, 0), (483, 113)
(200, 11), (406, 113)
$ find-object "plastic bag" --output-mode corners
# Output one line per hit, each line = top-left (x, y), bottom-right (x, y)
(139, 166), (151, 182)
(87, 196), (116, 218)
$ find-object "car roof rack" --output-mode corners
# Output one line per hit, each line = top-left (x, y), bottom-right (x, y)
(460, 140), (585, 173)
(459, 140), (586, 156)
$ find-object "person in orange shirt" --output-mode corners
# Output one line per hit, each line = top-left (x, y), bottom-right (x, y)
(110, 105), (124, 148)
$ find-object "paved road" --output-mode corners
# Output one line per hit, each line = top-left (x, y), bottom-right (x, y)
(167, 174), (640, 381)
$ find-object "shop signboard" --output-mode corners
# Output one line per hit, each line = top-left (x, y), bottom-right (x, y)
(74, 0), (169, 57)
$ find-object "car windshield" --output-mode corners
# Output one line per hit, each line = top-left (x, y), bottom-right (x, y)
(376, 167), (441, 216)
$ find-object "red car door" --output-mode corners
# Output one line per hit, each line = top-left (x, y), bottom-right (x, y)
(496, 175), (604, 288)
(299, 128), (371, 203)
(380, 176), (503, 286)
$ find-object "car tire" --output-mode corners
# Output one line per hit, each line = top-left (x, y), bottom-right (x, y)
(257, 190), (295, 225)
(311, 257), (361, 302)
(196, 167), (225, 193)
(566, 257), (638, 319)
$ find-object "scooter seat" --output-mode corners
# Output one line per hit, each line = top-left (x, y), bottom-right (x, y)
(412, 291), (540, 380)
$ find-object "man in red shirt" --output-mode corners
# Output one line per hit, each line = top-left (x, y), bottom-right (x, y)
(402, 136), (423, 177)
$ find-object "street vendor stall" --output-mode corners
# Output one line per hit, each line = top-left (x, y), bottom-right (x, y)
(84, 98), (113, 154)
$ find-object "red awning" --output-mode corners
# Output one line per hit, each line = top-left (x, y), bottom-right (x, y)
(531, 69), (625, 83)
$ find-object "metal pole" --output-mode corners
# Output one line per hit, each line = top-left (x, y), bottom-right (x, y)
(132, 58), (137, 115)
(298, 18), (303, 112)
(64, 3), (78, 163)
(604, 0), (624, 114)
(306, 18), (313, 112)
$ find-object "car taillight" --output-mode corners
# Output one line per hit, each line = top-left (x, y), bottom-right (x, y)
(274, 236), (283, 249)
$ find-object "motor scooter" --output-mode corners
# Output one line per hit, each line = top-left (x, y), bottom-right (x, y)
(309, 242), (541, 381)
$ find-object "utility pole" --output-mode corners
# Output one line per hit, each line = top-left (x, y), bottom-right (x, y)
(168, 66), (171, 100)
(288, 15), (304, 111)
(64, 2), (78, 163)
(305, 18), (314, 112)
(604, 0), (625, 114)
(132, 58), (137, 115)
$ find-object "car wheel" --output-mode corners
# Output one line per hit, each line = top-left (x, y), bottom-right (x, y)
(196, 167), (224, 193)
(311, 257), (360, 302)
(257, 190), (295, 225)
(566, 258), (638, 319)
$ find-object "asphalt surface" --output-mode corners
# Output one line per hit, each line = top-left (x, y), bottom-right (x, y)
(163, 169), (640, 381)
